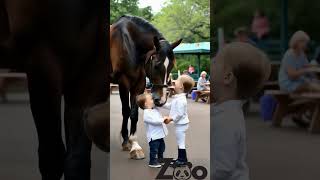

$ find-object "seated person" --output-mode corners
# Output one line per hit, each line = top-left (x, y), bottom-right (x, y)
(279, 30), (320, 127)
(278, 30), (320, 93)
(197, 71), (209, 91)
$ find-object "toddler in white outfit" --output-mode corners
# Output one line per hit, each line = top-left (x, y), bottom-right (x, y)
(163, 75), (195, 166)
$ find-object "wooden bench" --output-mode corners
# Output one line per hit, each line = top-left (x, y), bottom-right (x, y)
(110, 83), (119, 94)
(290, 93), (320, 133)
(145, 88), (151, 93)
(0, 71), (27, 102)
(266, 90), (320, 133)
(263, 81), (279, 90)
(265, 90), (293, 127)
(194, 90), (210, 104)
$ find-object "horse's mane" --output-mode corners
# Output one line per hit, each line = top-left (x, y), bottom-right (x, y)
(120, 15), (164, 39)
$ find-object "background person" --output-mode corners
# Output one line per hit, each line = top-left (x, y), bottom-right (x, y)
(197, 71), (209, 91)
(251, 9), (270, 40)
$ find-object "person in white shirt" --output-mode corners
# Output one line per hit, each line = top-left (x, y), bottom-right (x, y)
(163, 75), (195, 166)
(197, 71), (209, 91)
(211, 42), (271, 180)
(136, 93), (168, 168)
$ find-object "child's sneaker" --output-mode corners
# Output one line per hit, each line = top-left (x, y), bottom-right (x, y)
(169, 158), (177, 166)
(148, 162), (162, 168)
(158, 158), (165, 165)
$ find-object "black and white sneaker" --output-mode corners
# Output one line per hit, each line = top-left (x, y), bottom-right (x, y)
(158, 158), (165, 165)
(148, 162), (162, 168)
(170, 159), (177, 166)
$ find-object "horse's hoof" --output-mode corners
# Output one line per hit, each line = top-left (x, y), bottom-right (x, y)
(122, 142), (131, 151)
(129, 149), (145, 160)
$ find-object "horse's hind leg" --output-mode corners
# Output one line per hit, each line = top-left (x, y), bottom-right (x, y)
(119, 83), (131, 151)
(63, 100), (92, 180)
(26, 50), (65, 180)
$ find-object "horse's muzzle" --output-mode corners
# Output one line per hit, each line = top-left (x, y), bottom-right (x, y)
(153, 92), (168, 107)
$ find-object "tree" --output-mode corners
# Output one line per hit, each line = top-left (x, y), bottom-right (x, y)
(110, 0), (153, 23)
(152, 0), (210, 43)
(215, 0), (320, 41)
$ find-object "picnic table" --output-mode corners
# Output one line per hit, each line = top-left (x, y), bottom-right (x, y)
(265, 89), (320, 133)
(304, 66), (320, 79)
(194, 90), (210, 104)
(290, 93), (320, 133)
(0, 70), (27, 102)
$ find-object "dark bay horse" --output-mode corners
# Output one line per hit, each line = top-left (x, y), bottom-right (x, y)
(110, 15), (182, 159)
(0, 0), (107, 179)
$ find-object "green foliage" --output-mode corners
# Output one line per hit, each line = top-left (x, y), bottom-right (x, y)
(173, 55), (210, 75)
(110, 0), (153, 23)
(152, 0), (210, 43)
(110, 0), (210, 77)
(151, 0), (210, 77)
(216, 0), (320, 41)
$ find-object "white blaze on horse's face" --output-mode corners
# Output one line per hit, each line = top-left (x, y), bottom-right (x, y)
(161, 57), (169, 103)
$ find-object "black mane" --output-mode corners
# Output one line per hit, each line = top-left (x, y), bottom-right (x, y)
(120, 15), (164, 39)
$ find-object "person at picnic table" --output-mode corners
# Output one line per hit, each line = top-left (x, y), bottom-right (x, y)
(197, 71), (209, 91)
(188, 65), (195, 74)
(278, 30), (320, 93)
(211, 42), (271, 180)
(136, 93), (168, 168)
(162, 75), (195, 166)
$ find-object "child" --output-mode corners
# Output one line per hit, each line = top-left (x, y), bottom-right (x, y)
(136, 93), (168, 168)
(211, 42), (271, 180)
(163, 75), (195, 166)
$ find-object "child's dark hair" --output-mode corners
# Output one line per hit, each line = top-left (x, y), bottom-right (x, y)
(136, 94), (147, 109)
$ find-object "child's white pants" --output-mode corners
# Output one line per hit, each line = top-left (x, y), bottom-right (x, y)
(175, 124), (189, 149)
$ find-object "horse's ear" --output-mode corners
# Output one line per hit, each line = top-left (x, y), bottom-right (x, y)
(171, 39), (182, 50)
(153, 36), (161, 51)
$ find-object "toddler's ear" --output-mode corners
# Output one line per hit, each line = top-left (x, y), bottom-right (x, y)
(223, 71), (235, 85)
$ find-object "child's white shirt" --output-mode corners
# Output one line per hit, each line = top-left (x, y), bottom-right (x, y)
(143, 108), (168, 143)
(211, 100), (249, 180)
(163, 93), (189, 125)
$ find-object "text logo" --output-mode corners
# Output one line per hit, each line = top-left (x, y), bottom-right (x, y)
(155, 158), (208, 180)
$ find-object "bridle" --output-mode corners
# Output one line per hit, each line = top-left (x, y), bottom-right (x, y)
(145, 55), (169, 89)
(145, 39), (170, 89)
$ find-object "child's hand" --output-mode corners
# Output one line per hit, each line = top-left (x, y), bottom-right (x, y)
(164, 117), (172, 124)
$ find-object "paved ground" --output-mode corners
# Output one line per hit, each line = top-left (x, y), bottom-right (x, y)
(110, 93), (210, 180)
(0, 92), (107, 180)
(246, 103), (320, 180)
(2, 92), (320, 180)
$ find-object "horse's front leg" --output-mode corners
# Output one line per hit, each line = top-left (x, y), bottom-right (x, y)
(26, 48), (65, 180)
(128, 84), (146, 160)
(119, 83), (131, 151)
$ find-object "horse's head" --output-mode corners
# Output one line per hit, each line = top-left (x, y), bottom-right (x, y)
(145, 37), (182, 106)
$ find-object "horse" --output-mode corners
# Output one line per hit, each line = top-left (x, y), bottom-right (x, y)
(0, 0), (108, 179)
(110, 15), (182, 159)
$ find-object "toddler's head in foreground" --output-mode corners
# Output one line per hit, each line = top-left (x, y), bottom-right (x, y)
(212, 42), (271, 104)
